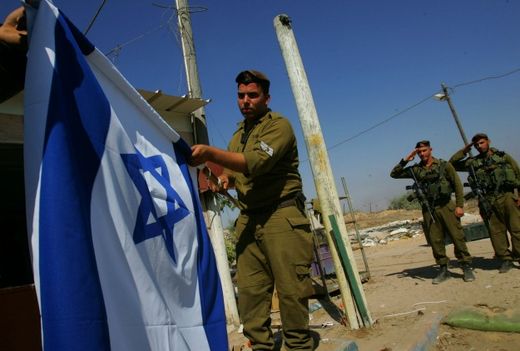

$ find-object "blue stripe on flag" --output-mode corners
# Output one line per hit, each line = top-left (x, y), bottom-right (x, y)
(38, 11), (111, 350)
(174, 139), (228, 350)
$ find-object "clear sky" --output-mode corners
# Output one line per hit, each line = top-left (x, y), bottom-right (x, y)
(4, 0), (520, 215)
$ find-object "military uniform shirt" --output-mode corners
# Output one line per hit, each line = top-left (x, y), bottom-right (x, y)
(390, 157), (464, 207)
(227, 110), (302, 211)
(450, 147), (520, 196)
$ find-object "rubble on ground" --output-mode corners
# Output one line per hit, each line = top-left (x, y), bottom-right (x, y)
(351, 212), (484, 247)
(353, 218), (423, 246)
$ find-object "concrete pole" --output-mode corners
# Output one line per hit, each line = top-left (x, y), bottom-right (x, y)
(176, 0), (240, 327)
(274, 14), (372, 329)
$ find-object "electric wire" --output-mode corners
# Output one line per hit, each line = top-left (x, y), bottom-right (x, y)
(104, 18), (172, 59)
(101, 5), (206, 59)
(84, 0), (108, 35)
(325, 67), (520, 153)
(327, 94), (433, 152)
(452, 67), (520, 89)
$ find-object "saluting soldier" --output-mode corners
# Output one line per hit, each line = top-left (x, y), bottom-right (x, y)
(450, 133), (520, 273)
(391, 140), (475, 284)
(189, 70), (314, 350)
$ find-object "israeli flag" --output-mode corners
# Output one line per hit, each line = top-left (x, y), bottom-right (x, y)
(23, 1), (227, 350)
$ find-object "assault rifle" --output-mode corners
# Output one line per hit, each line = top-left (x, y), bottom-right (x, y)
(464, 165), (493, 220)
(406, 168), (436, 223)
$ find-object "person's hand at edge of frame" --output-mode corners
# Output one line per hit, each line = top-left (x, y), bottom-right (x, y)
(0, 7), (27, 48)
(0, 6), (29, 103)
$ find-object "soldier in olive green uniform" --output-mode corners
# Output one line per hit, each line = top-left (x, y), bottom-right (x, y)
(190, 70), (314, 350)
(450, 133), (520, 273)
(391, 140), (475, 284)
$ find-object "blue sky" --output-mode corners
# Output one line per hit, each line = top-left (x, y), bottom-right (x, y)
(4, 0), (519, 215)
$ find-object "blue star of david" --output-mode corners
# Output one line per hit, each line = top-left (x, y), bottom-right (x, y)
(121, 149), (190, 263)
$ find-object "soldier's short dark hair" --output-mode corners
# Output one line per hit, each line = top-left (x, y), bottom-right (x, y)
(415, 140), (430, 148)
(471, 133), (488, 143)
(235, 70), (270, 95)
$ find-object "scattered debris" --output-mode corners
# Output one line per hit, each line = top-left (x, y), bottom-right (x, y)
(413, 300), (448, 307)
(354, 218), (424, 246)
(309, 321), (335, 329)
(382, 307), (426, 319)
(351, 214), (486, 247)
(309, 301), (323, 313)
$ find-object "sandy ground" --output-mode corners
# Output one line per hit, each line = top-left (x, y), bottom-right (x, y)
(227, 209), (520, 350)
(342, 234), (520, 351)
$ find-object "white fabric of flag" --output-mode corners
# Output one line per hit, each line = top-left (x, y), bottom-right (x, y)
(23, 1), (227, 350)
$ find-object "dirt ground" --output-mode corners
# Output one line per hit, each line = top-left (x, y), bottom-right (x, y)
(227, 208), (520, 351)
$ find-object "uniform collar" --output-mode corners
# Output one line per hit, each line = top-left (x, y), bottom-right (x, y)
(237, 109), (272, 131)
(420, 157), (439, 168)
(477, 147), (499, 159)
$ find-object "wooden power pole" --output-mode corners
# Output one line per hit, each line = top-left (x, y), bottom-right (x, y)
(274, 14), (372, 329)
(175, 0), (240, 327)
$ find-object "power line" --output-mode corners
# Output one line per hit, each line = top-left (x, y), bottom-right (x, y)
(104, 17), (173, 59)
(325, 67), (520, 153)
(103, 5), (207, 96)
(84, 0), (108, 35)
(452, 67), (520, 89)
(327, 94), (433, 152)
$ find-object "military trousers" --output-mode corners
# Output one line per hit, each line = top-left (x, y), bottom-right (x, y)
(485, 192), (520, 261)
(422, 200), (472, 266)
(235, 205), (315, 351)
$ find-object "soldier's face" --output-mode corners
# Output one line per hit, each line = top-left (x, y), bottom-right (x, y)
(474, 138), (490, 153)
(237, 83), (270, 120)
(416, 146), (432, 162)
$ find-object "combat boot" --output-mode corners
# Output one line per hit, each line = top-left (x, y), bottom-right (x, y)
(432, 265), (451, 284)
(499, 260), (514, 273)
(461, 264), (475, 282)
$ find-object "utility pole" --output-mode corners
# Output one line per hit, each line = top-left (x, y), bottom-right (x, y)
(175, 0), (240, 327)
(274, 14), (372, 329)
(439, 83), (471, 148)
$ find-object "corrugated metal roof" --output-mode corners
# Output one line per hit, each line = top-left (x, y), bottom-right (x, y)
(137, 89), (210, 145)
(138, 89), (208, 115)
(0, 90), (209, 144)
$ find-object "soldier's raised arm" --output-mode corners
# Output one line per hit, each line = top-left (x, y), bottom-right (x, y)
(390, 149), (416, 178)
(449, 144), (472, 172)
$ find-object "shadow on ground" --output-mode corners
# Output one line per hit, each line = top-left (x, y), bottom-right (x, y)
(385, 256), (500, 281)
